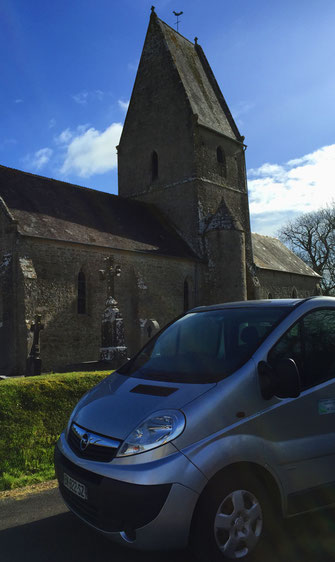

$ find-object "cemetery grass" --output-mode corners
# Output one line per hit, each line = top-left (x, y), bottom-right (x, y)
(0, 371), (111, 491)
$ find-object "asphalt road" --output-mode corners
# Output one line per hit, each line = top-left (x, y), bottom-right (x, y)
(1, 486), (335, 562)
(0, 488), (192, 562)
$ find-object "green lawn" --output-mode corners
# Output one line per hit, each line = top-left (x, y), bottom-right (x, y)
(0, 371), (110, 490)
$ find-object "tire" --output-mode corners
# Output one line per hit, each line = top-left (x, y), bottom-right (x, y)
(190, 472), (278, 561)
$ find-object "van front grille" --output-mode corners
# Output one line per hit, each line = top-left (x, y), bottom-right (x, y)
(68, 422), (121, 462)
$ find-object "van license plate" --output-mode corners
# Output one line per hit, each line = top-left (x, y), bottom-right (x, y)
(63, 472), (88, 500)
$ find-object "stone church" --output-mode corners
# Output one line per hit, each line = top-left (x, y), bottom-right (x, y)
(0, 10), (319, 376)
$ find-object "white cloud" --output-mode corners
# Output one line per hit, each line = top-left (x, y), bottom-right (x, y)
(48, 118), (56, 129)
(94, 89), (104, 101)
(72, 91), (89, 105)
(231, 101), (254, 128)
(248, 144), (335, 234)
(72, 90), (105, 105)
(76, 123), (90, 135)
(14, 98), (23, 104)
(232, 101), (254, 119)
(27, 148), (53, 170)
(54, 128), (73, 145)
(60, 123), (122, 177)
(118, 99), (129, 112)
(0, 138), (17, 150)
(54, 125), (91, 146)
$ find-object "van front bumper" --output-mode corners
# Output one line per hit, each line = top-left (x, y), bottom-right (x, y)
(55, 432), (205, 550)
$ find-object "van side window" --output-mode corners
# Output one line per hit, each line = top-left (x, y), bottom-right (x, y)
(268, 322), (302, 375)
(268, 309), (335, 389)
(302, 309), (335, 387)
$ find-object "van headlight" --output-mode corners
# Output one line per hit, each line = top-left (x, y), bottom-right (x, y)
(116, 409), (186, 457)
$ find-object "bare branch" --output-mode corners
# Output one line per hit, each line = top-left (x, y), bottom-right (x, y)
(277, 203), (335, 295)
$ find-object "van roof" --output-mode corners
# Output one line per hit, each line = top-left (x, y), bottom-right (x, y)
(190, 297), (331, 313)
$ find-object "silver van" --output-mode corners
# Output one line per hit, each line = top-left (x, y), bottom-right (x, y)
(55, 296), (335, 560)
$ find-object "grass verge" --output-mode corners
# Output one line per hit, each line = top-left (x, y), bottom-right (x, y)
(0, 371), (110, 491)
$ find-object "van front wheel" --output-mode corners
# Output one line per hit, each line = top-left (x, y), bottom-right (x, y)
(190, 475), (276, 561)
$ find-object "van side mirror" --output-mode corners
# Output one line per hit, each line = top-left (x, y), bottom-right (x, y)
(258, 358), (301, 400)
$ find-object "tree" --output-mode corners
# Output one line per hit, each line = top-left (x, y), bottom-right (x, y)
(277, 203), (335, 295)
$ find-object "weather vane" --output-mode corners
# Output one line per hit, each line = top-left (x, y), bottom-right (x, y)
(173, 10), (183, 32)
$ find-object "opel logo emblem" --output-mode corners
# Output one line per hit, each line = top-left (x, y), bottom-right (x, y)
(80, 433), (90, 451)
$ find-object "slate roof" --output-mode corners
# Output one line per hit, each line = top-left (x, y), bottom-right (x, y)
(0, 165), (197, 260)
(156, 15), (242, 141)
(252, 233), (320, 277)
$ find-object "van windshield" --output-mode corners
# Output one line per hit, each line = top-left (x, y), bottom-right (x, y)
(118, 307), (291, 383)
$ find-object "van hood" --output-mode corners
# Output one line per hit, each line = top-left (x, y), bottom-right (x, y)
(73, 372), (215, 440)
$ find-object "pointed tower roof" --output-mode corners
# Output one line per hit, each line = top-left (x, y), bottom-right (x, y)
(153, 12), (242, 141)
(120, 10), (243, 147)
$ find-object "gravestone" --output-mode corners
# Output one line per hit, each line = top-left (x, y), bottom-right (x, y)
(141, 318), (160, 347)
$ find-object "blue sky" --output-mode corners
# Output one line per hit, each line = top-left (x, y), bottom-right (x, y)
(1, 0), (335, 235)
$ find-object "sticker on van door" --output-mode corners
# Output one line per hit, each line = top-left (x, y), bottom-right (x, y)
(319, 399), (335, 415)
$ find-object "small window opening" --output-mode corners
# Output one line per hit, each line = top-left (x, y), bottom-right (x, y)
(292, 288), (298, 298)
(267, 292), (273, 299)
(217, 146), (227, 177)
(77, 271), (86, 314)
(184, 280), (189, 312)
(152, 151), (158, 181)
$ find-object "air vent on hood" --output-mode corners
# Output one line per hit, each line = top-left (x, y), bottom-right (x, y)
(130, 384), (178, 397)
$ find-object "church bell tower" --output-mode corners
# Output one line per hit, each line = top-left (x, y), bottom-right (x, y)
(118, 8), (257, 303)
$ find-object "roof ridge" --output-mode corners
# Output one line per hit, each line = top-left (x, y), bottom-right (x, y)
(0, 164), (119, 200)
(252, 232), (276, 239)
(156, 17), (195, 46)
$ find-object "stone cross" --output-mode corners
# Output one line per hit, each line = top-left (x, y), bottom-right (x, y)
(99, 257), (121, 302)
(29, 315), (44, 359)
(26, 314), (44, 376)
(99, 257), (127, 366)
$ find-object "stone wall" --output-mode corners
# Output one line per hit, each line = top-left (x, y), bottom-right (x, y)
(194, 126), (246, 193)
(256, 268), (320, 299)
(0, 208), (22, 375)
(17, 236), (197, 374)
(204, 229), (247, 304)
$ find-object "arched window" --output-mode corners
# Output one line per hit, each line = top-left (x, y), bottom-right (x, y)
(77, 271), (86, 314)
(152, 151), (158, 181)
(184, 279), (189, 312)
(292, 288), (298, 298)
(268, 292), (273, 300)
(217, 146), (227, 177)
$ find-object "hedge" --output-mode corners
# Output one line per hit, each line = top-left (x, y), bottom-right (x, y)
(0, 371), (110, 491)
